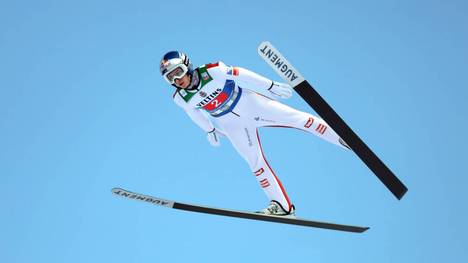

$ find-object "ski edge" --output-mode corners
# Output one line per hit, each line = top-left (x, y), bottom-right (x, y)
(112, 188), (369, 233)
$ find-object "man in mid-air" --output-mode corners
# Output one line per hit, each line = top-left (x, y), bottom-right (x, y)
(159, 51), (350, 217)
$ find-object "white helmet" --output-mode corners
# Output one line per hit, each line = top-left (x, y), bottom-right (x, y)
(159, 51), (194, 87)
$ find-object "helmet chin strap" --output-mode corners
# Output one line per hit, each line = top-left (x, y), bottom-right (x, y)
(186, 70), (200, 90)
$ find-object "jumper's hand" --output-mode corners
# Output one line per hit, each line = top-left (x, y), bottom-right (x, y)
(268, 82), (293, 99)
(207, 128), (223, 147)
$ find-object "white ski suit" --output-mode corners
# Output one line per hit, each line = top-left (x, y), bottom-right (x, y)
(173, 62), (348, 212)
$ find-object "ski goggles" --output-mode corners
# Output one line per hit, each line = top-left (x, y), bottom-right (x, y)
(163, 64), (189, 85)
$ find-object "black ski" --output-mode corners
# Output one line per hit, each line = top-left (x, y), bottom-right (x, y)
(112, 188), (369, 233)
(257, 41), (408, 200)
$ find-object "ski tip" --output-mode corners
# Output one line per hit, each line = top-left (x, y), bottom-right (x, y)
(111, 187), (123, 194)
(258, 40), (271, 49)
(257, 41), (305, 87)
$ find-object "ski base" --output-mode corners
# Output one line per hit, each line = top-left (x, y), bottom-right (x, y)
(112, 188), (369, 233)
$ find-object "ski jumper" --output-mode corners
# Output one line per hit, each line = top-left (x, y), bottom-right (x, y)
(173, 62), (349, 212)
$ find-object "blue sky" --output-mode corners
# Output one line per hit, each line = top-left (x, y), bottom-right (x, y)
(1, 0), (468, 262)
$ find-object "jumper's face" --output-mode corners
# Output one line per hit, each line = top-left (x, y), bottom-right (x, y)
(174, 74), (191, 89)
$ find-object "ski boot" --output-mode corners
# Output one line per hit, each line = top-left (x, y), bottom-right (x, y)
(257, 200), (296, 218)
